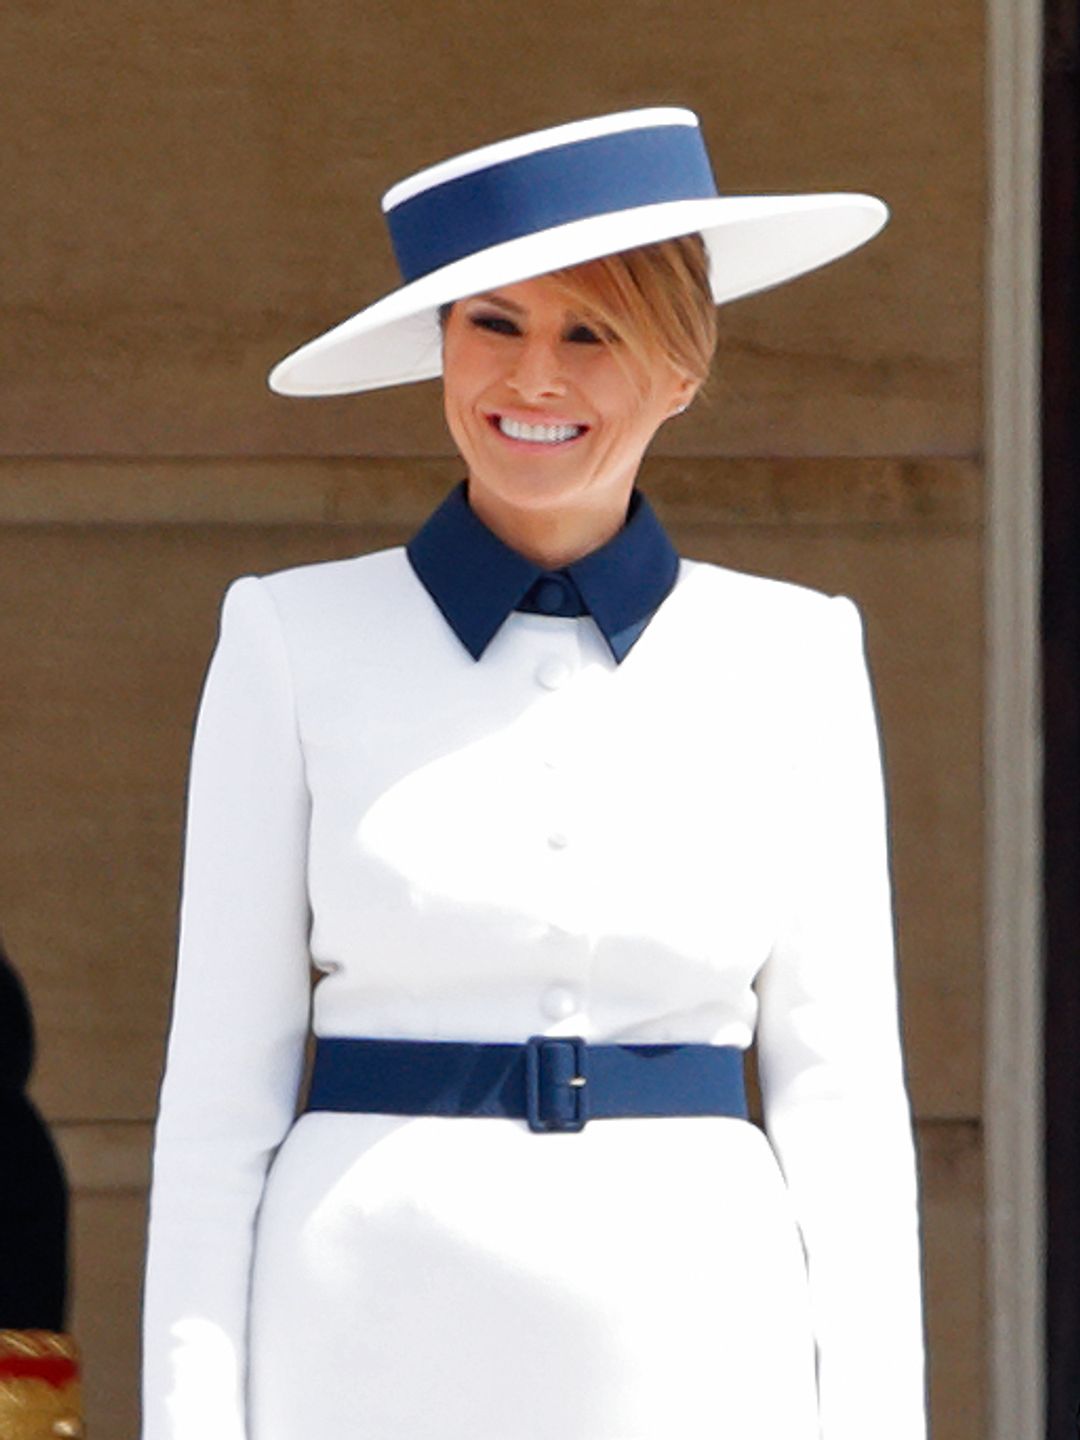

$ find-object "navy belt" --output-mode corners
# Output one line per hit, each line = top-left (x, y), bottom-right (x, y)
(305, 1036), (747, 1134)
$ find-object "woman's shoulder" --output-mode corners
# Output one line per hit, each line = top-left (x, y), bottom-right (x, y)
(215, 545), (419, 625)
(675, 556), (857, 631)
(258, 544), (412, 603)
(206, 547), (426, 658)
(670, 560), (869, 695)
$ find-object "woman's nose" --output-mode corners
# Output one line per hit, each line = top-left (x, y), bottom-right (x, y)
(506, 335), (566, 400)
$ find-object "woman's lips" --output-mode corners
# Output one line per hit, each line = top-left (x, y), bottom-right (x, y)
(487, 413), (587, 446)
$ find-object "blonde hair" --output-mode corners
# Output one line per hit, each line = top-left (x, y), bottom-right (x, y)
(547, 233), (717, 388)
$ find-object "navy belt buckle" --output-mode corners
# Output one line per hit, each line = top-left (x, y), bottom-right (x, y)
(525, 1035), (589, 1133)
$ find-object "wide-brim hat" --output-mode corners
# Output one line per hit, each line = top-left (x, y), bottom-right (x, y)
(269, 106), (888, 398)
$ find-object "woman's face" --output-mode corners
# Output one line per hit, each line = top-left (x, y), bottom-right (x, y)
(441, 276), (696, 525)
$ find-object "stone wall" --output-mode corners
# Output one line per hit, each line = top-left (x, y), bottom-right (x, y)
(2, 3), (984, 1435)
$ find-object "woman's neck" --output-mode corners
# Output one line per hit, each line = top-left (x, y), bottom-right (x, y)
(465, 483), (631, 569)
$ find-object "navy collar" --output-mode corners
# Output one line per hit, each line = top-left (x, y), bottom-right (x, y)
(405, 482), (679, 663)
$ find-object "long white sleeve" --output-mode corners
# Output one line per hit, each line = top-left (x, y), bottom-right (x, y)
(754, 595), (927, 1440)
(142, 577), (312, 1440)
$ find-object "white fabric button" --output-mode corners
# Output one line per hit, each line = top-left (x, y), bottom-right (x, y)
(541, 985), (578, 1019)
(547, 830), (569, 850)
(536, 658), (570, 690)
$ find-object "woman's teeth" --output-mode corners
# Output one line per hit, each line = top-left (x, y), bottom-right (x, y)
(497, 417), (584, 444)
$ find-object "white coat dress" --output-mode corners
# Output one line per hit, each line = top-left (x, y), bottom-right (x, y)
(141, 522), (927, 1440)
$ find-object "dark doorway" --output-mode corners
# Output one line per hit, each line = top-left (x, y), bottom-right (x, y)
(1042, 0), (1080, 1434)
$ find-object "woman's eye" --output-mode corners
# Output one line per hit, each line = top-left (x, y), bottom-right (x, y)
(566, 323), (604, 344)
(470, 313), (520, 336)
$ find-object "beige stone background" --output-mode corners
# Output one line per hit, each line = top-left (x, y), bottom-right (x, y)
(1, 2), (984, 1436)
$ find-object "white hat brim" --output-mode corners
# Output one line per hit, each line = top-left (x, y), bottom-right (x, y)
(268, 192), (887, 397)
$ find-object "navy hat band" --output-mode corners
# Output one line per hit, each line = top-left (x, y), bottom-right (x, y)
(386, 123), (720, 285)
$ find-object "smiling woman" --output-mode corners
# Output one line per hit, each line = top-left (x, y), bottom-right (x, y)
(440, 270), (701, 566)
(432, 236), (718, 566)
(143, 107), (926, 1440)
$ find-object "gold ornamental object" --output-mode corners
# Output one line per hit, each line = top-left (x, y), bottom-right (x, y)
(0, 1330), (85, 1439)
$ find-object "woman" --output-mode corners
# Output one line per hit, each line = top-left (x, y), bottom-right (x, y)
(142, 108), (926, 1440)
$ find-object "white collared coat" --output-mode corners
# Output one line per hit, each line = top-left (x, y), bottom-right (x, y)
(142, 548), (927, 1440)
